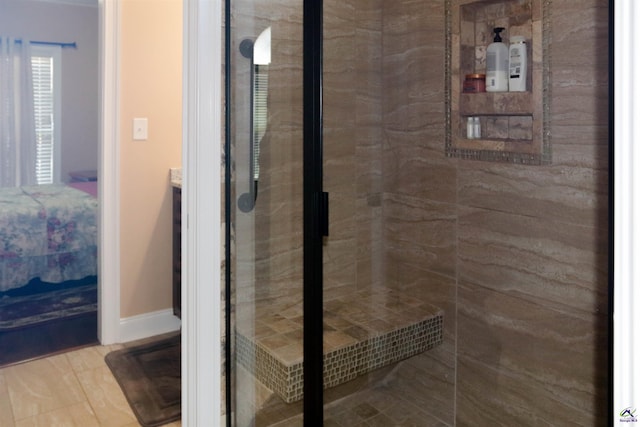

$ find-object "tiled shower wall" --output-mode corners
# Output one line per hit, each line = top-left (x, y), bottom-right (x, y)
(382, 0), (609, 425)
(228, 0), (609, 424)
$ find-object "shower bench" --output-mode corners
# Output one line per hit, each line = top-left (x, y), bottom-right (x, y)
(235, 287), (443, 403)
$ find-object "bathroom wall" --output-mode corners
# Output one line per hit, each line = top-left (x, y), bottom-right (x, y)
(231, 0), (304, 308)
(119, 0), (182, 318)
(324, 0), (385, 297)
(381, 0), (457, 422)
(382, 0), (609, 425)
(234, 0), (385, 305)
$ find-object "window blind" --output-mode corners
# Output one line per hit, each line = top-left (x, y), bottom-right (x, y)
(253, 67), (268, 180)
(30, 43), (61, 185)
(31, 55), (55, 185)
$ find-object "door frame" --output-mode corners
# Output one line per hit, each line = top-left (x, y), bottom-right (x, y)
(182, 1), (223, 425)
(100, 1), (222, 423)
(613, 0), (640, 421)
(98, 0), (120, 346)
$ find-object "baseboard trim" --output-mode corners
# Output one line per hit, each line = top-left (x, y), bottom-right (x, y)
(118, 309), (181, 343)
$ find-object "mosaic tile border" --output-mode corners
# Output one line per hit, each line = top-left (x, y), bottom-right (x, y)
(444, 0), (552, 165)
(236, 314), (443, 403)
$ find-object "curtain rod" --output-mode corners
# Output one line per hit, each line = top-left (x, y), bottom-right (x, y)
(14, 39), (77, 49)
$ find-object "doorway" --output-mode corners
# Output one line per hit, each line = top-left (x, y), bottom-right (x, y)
(0, 0), (100, 366)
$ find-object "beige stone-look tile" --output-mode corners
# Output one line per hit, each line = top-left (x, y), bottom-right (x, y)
(267, 318), (299, 335)
(386, 341), (456, 426)
(4, 354), (86, 421)
(552, 141), (609, 172)
(457, 161), (607, 230)
(457, 353), (601, 426)
(259, 334), (291, 351)
(387, 261), (455, 296)
(395, 412), (449, 427)
(324, 194), (357, 291)
(551, 71), (608, 128)
(355, 199), (383, 289)
(551, 2), (608, 67)
(355, 80), (383, 124)
(393, 138), (438, 188)
(323, 331), (359, 352)
(458, 206), (608, 315)
(354, 0), (383, 33)
(323, 309), (357, 331)
(324, 382), (448, 426)
(271, 414), (303, 427)
(13, 402), (99, 427)
(0, 372), (15, 427)
(75, 366), (137, 426)
(365, 413), (397, 427)
(552, 120), (608, 147)
(383, 193), (457, 278)
(251, 322), (279, 340)
(271, 342), (303, 366)
(65, 344), (123, 374)
(457, 281), (607, 425)
(383, 135), (457, 203)
(278, 304), (303, 320)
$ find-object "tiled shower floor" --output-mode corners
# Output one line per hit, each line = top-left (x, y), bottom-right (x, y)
(269, 384), (449, 427)
(235, 287), (443, 403)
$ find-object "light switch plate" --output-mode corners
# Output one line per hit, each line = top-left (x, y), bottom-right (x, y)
(133, 118), (148, 140)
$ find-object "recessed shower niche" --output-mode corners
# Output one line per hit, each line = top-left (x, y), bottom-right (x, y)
(445, 0), (551, 164)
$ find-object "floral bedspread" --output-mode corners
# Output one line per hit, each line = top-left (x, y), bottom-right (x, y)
(0, 185), (97, 291)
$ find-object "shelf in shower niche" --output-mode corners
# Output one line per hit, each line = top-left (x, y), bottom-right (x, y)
(445, 0), (551, 165)
(235, 288), (443, 403)
(459, 92), (532, 116)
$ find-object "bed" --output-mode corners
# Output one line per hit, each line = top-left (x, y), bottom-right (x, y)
(0, 183), (98, 292)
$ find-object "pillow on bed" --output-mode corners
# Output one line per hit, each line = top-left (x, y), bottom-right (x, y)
(67, 181), (97, 198)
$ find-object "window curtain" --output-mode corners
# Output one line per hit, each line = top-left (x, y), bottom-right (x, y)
(0, 36), (37, 188)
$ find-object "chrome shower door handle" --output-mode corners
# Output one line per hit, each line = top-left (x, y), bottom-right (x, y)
(238, 38), (258, 213)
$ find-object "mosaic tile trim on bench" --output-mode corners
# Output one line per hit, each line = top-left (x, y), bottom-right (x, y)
(236, 313), (443, 403)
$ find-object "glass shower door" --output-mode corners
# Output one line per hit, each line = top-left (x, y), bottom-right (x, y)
(229, 1), (308, 425)
(228, 1), (451, 425)
(320, 1), (451, 425)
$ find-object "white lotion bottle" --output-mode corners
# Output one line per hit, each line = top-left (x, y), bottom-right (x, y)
(486, 27), (509, 92)
(509, 36), (527, 92)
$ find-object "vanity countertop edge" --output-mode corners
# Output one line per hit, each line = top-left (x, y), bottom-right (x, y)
(170, 167), (182, 189)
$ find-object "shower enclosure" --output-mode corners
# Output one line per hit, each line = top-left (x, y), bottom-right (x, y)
(227, 1), (453, 425)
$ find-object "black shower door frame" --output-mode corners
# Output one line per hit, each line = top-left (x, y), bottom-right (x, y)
(302, 0), (326, 425)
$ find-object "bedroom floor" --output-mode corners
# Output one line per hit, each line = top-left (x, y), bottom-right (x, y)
(0, 341), (181, 427)
(0, 313), (98, 367)
(0, 277), (99, 367)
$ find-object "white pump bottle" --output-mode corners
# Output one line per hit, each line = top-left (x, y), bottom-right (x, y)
(485, 27), (509, 92)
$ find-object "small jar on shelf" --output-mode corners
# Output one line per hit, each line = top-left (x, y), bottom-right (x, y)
(463, 73), (486, 93)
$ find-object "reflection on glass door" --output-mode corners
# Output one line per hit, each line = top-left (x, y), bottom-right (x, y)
(230, 1), (307, 425)
(319, 1), (447, 424)
(228, 1), (451, 425)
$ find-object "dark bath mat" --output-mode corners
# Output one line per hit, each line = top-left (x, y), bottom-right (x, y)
(105, 334), (181, 427)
